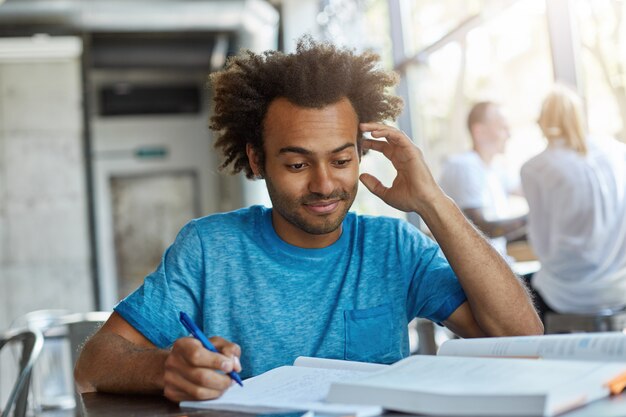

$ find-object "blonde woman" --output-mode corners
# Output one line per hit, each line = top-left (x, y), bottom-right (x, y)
(521, 85), (626, 318)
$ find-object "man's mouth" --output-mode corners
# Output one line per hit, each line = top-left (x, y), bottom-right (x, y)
(304, 200), (340, 214)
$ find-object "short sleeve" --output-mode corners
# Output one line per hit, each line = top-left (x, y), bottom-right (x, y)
(402, 226), (467, 323)
(114, 221), (205, 348)
(439, 158), (485, 210)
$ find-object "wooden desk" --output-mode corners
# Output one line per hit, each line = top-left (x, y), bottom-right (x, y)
(79, 393), (247, 417)
(79, 391), (626, 417)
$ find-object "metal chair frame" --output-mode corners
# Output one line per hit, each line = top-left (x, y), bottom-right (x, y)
(0, 327), (44, 417)
(9, 310), (111, 415)
(544, 308), (626, 334)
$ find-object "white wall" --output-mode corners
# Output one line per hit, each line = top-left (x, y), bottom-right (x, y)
(0, 36), (94, 330)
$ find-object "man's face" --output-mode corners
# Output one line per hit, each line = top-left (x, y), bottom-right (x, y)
(247, 97), (360, 248)
(477, 106), (511, 154)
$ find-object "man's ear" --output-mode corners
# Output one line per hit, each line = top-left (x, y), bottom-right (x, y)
(246, 143), (262, 177)
(471, 124), (486, 144)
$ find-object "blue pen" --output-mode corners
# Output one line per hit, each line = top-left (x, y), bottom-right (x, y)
(179, 311), (244, 387)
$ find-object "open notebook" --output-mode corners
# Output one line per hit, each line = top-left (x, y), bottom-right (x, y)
(180, 356), (386, 417)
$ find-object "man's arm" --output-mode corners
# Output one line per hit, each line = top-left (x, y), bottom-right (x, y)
(74, 312), (242, 401)
(359, 122), (542, 337)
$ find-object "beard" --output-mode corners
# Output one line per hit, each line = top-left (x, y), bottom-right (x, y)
(264, 175), (358, 235)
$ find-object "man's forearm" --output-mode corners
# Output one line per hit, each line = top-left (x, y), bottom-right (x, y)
(420, 195), (542, 336)
(74, 331), (168, 394)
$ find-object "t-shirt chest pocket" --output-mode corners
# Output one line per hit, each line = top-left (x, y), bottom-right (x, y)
(343, 303), (399, 363)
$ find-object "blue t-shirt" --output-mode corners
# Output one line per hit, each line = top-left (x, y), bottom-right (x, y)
(115, 205), (466, 378)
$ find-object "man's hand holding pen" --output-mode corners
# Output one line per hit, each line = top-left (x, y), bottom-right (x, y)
(163, 334), (242, 402)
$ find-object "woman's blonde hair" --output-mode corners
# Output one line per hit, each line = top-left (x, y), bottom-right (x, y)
(538, 84), (588, 155)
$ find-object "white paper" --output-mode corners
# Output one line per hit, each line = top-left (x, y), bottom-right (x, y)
(293, 356), (387, 372)
(438, 331), (626, 361)
(181, 361), (383, 417)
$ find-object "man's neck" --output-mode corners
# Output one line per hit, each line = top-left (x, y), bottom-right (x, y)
(270, 210), (343, 249)
(474, 147), (496, 165)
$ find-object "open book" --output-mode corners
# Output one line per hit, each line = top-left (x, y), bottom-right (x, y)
(180, 356), (386, 417)
(437, 331), (626, 361)
(327, 332), (626, 417)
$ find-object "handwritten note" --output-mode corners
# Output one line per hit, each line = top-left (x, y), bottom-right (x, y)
(181, 362), (383, 417)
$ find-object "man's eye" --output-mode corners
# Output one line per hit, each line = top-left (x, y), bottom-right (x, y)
(334, 159), (351, 167)
(288, 163), (306, 170)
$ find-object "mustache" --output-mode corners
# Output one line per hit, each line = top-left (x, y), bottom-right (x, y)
(300, 191), (350, 204)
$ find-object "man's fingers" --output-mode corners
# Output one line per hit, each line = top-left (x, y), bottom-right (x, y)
(360, 121), (388, 131)
(166, 355), (232, 391)
(360, 173), (388, 199)
(174, 338), (234, 372)
(210, 336), (242, 373)
(165, 367), (231, 398)
(163, 374), (226, 402)
(210, 336), (241, 357)
(362, 138), (386, 153)
(231, 355), (242, 373)
(360, 123), (408, 145)
(164, 345), (235, 402)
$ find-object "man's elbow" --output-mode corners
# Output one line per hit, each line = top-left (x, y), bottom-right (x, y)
(521, 317), (544, 336)
(74, 365), (95, 394)
(73, 337), (98, 393)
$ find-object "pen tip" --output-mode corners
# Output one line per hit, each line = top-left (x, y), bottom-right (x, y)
(232, 374), (244, 387)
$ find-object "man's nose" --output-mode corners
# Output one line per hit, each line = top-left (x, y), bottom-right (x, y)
(309, 165), (336, 196)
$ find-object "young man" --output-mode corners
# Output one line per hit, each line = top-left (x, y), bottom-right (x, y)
(75, 39), (542, 402)
(439, 102), (527, 259)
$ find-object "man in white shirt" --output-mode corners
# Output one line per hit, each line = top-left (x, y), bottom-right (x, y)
(439, 102), (526, 259)
(521, 86), (626, 315)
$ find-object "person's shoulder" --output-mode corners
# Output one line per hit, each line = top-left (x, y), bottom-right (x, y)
(353, 213), (423, 239)
(353, 214), (442, 260)
(442, 151), (481, 169)
(522, 147), (582, 190)
(439, 151), (485, 198)
(521, 153), (539, 171)
(191, 205), (266, 234)
(353, 212), (403, 226)
(589, 135), (626, 156)
(440, 151), (483, 183)
(521, 149), (552, 175)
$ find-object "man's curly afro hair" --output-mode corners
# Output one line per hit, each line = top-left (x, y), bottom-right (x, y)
(209, 37), (404, 179)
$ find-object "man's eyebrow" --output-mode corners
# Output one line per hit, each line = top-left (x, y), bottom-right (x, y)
(330, 143), (356, 154)
(278, 143), (355, 155)
(278, 146), (312, 155)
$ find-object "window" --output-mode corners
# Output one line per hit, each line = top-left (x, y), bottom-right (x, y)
(573, 0), (626, 142)
(400, 0), (552, 186)
(403, 0), (486, 55)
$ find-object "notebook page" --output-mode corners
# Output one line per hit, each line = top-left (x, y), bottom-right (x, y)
(181, 364), (382, 417)
(294, 356), (388, 372)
